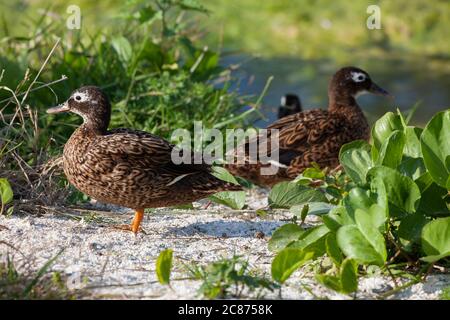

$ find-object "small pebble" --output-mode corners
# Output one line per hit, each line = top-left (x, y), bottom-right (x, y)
(255, 231), (265, 239)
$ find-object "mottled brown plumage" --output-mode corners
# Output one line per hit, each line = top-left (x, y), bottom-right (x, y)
(47, 86), (241, 233)
(226, 67), (390, 187)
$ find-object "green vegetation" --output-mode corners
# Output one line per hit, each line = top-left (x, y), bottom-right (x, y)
(0, 0), (256, 208)
(184, 255), (279, 299)
(267, 110), (450, 296)
(203, 0), (450, 60)
(1, 0), (448, 300)
(0, 249), (81, 299)
(156, 249), (173, 286)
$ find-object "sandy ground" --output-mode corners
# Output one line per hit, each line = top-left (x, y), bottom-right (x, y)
(0, 189), (448, 300)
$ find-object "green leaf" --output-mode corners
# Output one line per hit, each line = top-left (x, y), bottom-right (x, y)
(375, 130), (405, 168)
(322, 206), (353, 231)
(302, 167), (325, 179)
(268, 182), (327, 209)
(421, 217), (450, 262)
(326, 233), (343, 266)
(315, 274), (342, 292)
(404, 126), (423, 158)
(371, 112), (404, 152)
(339, 140), (373, 185)
(177, 0), (208, 12)
(398, 212), (429, 248)
(344, 187), (375, 221)
(340, 258), (358, 294)
(398, 157), (427, 181)
(291, 202), (336, 216)
(271, 248), (313, 283)
(111, 36), (133, 67)
(211, 166), (240, 184)
(367, 166), (421, 214)
(417, 183), (450, 217)
(156, 249), (173, 285)
(209, 167), (245, 209)
(420, 110), (450, 189)
(268, 224), (304, 253)
(0, 178), (13, 206)
(337, 225), (385, 266)
(289, 225), (330, 258)
(208, 191), (246, 210)
(132, 6), (161, 24)
(354, 209), (387, 261)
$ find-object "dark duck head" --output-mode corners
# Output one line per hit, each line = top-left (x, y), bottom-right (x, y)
(328, 66), (390, 112)
(47, 86), (111, 134)
(278, 94), (302, 119)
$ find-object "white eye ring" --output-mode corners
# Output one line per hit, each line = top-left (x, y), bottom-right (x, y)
(72, 91), (89, 102)
(351, 72), (366, 83)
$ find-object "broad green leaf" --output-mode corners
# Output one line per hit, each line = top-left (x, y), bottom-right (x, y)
(211, 166), (240, 184)
(404, 126), (423, 158)
(289, 225), (330, 258)
(291, 202), (336, 216)
(421, 217), (450, 262)
(367, 166), (421, 214)
(111, 36), (132, 67)
(0, 178), (13, 206)
(268, 182), (327, 209)
(414, 171), (434, 192)
(315, 259), (358, 294)
(208, 191), (246, 210)
(339, 140), (372, 185)
(420, 110), (450, 189)
(398, 157), (427, 181)
(355, 209), (387, 261)
(271, 248), (314, 283)
(156, 249), (173, 285)
(340, 258), (358, 294)
(417, 183), (450, 217)
(344, 187), (375, 221)
(371, 112), (404, 151)
(315, 274), (342, 292)
(302, 167), (325, 179)
(322, 206), (353, 231)
(398, 212), (429, 248)
(268, 224), (304, 253)
(209, 167), (245, 209)
(375, 130), (405, 168)
(337, 225), (385, 266)
(326, 233), (343, 266)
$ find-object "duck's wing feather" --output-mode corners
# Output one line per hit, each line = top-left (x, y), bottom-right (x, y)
(242, 109), (348, 166)
(90, 128), (210, 175)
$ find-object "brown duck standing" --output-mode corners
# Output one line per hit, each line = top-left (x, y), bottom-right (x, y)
(47, 86), (241, 233)
(226, 66), (390, 187)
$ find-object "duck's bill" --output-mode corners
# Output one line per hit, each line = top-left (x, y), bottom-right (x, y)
(369, 82), (390, 96)
(47, 101), (70, 114)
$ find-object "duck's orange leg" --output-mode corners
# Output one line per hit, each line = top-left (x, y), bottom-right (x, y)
(130, 208), (144, 234)
(111, 208), (145, 234)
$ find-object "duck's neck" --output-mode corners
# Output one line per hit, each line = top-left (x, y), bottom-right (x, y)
(82, 118), (109, 136)
(328, 92), (370, 139)
(328, 92), (364, 116)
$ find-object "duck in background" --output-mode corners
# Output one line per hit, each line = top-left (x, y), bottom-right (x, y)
(278, 93), (302, 119)
(47, 86), (241, 234)
(226, 66), (390, 187)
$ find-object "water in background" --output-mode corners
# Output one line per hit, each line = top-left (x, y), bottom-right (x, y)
(222, 54), (450, 128)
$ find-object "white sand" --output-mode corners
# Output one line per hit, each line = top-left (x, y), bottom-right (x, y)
(0, 189), (448, 299)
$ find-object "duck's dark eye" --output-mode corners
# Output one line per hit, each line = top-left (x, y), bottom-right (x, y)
(358, 75), (364, 81)
(75, 95), (81, 101)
